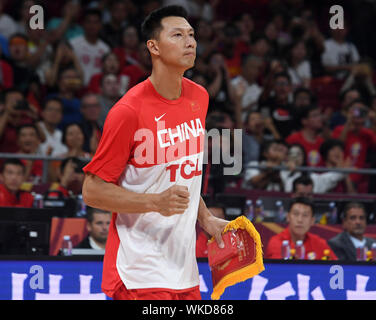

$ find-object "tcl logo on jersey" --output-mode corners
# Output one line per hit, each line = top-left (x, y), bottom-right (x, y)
(166, 158), (202, 182)
(157, 118), (205, 149)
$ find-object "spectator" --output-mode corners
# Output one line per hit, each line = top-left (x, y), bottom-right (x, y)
(321, 22), (360, 80)
(265, 197), (337, 260)
(292, 175), (313, 198)
(332, 99), (376, 192)
(6, 33), (39, 92)
(264, 21), (280, 57)
(206, 52), (236, 116)
(0, 158), (33, 207)
(16, 124), (43, 184)
(44, 41), (84, 89)
(250, 35), (271, 61)
(87, 52), (121, 94)
(26, 27), (54, 85)
(243, 140), (287, 191)
(195, 18), (216, 60)
(286, 40), (311, 88)
(15, 0), (36, 35)
(328, 202), (375, 261)
(219, 23), (249, 78)
(290, 87), (316, 129)
(0, 47), (14, 90)
(283, 142), (347, 194)
(113, 25), (140, 70)
(75, 206), (111, 250)
(0, 0), (18, 39)
(292, 87), (315, 110)
(98, 74), (120, 126)
(330, 88), (360, 130)
(79, 93), (102, 155)
(47, 0), (83, 43)
(121, 42), (152, 90)
(286, 104), (324, 167)
(340, 62), (376, 106)
(36, 97), (68, 157)
(258, 72), (294, 139)
(58, 123), (91, 159)
(70, 8), (110, 85)
(231, 55), (263, 122)
(320, 138), (355, 194)
(101, 0), (128, 49)
(51, 156), (88, 197)
(0, 88), (38, 153)
(48, 67), (83, 129)
(240, 111), (277, 166)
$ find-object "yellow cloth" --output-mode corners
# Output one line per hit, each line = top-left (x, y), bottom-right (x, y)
(210, 216), (265, 300)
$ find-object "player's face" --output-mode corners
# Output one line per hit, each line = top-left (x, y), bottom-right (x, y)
(287, 203), (315, 239)
(152, 16), (197, 70)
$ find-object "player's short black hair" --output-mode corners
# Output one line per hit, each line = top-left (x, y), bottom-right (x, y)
(141, 5), (188, 42)
(1, 158), (25, 173)
(288, 197), (315, 216)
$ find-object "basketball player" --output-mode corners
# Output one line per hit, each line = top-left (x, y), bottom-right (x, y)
(82, 5), (228, 300)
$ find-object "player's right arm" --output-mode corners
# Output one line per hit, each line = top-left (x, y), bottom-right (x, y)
(83, 173), (190, 216)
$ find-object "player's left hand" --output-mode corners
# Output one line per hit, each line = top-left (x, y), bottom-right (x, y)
(200, 214), (228, 249)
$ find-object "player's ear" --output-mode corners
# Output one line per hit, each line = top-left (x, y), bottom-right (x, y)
(147, 39), (159, 56)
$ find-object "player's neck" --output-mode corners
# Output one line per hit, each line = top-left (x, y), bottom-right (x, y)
(149, 66), (184, 100)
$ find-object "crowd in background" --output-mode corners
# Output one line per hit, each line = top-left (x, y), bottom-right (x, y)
(1, 0), (376, 202)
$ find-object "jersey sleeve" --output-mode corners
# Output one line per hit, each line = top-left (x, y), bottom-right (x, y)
(83, 103), (138, 184)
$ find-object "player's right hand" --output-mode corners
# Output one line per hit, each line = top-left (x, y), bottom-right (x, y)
(156, 185), (190, 216)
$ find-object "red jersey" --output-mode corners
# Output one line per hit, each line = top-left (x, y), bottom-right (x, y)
(332, 125), (376, 184)
(0, 184), (34, 207)
(286, 131), (324, 167)
(83, 77), (208, 296)
(196, 229), (209, 258)
(265, 228), (337, 260)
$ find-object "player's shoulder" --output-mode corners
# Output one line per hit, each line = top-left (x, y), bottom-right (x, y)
(183, 77), (209, 98)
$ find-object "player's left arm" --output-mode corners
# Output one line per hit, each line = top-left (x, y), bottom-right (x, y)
(197, 196), (228, 248)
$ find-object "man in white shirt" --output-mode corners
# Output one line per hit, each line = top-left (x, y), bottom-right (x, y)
(328, 202), (375, 261)
(37, 97), (68, 156)
(70, 8), (110, 85)
(75, 207), (111, 250)
(321, 24), (360, 80)
(231, 55), (263, 122)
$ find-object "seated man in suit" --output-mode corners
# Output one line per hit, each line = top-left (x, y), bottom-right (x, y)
(328, 202), (375, 261)
(75, 206), (111, 250)
(265, 197), (337, 260)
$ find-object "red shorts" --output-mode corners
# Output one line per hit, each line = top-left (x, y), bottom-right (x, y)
(112, 284), (201, 300)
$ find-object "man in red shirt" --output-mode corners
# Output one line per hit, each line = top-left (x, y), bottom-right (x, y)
(286, 105), (324, 167)
(332, 99), (376, 192)
(0, 158), (34, 207)
(82, 6), (227, 300)
(265, 197), (337, 260)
